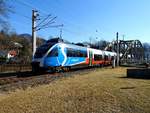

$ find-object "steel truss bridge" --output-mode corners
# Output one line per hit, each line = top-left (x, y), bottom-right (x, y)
(105, 40), (144, 65)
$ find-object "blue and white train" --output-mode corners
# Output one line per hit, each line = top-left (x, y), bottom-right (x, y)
(32, 38), (116, 72)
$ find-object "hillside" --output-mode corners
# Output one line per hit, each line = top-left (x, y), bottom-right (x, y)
(0, 67), (149, 113)
(0, 31), (46, 62)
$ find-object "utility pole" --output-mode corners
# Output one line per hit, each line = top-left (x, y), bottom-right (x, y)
(60, 28), (62, 39)
(32, 10), (63, 58)
(32, 10), (38, 58)
(122, 34), (125, 40)
(116, 32), (120, 66)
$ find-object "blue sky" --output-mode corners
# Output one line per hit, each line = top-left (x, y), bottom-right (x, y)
(7, 0), (150, 43)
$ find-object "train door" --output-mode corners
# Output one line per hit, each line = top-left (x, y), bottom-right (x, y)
(89, 50), (93, 66)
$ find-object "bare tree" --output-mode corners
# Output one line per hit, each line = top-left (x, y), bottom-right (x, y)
(0, 0), (11, 31)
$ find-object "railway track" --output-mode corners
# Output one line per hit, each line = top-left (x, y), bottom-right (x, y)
(0, 67), (110, 93)
(0, 64), (31, 73)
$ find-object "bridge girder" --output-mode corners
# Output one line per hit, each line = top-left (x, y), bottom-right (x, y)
(105, 40), (144, 64)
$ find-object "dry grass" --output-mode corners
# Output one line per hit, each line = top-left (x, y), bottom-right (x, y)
(0, 67), (150, 113)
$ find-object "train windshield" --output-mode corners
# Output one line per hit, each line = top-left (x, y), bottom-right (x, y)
(34, 43), (54, 58)
(46, 38), (63, 43)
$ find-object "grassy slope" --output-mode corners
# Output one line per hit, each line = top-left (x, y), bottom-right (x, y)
(0, 67), (150, 113)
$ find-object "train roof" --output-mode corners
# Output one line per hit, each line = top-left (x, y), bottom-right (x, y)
(44, 39), (116, 55)
(60, 42), (87, 50)
(59, 42), (107, 53)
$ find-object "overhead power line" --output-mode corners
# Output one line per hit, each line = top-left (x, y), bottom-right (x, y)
(36, 13), (63, 31)
(63, 28), (86, 36)
(14, 0), (104, 40)
(11, 20), (31, 29)
(37, 16), (57, 29)
(36, 14), (51, 27)
(15, 0), (48, 15)
(15, 0), (35, 10)
(38, 24), (63, 30)
(14, 0), (90, 39)
(13, 11), (31, 20)
(7, 7), (31, 21)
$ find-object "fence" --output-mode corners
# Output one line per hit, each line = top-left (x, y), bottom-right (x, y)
(0, 64), (32, 73)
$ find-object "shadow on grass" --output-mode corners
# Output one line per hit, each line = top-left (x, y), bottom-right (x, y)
(118, 76), (150, 80)
(120, 86), (136, 89)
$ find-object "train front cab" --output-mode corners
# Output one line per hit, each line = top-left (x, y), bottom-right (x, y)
(43, 44), (66, 72)
(44, 43), (89, 71)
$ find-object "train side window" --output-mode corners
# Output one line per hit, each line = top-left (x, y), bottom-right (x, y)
(67, 48), (76, 57)
(77, 50), (81, 57)
(104, 55), (108, 60)
(99, 55), (103, 60)
(80, 50), (84, 57)
(111, 56), (114, 60)
(108, 55), (111, 60)
(47, 47), (58, 57)
(94, 54), (103, 61)
(72, 50), (76, 57)
(80, 50), (87, 57)
(83, 51), (87, 57)
(67, 48), (87, 57)
(67, 48), (72, 57)
(94, 54), (98, 61)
